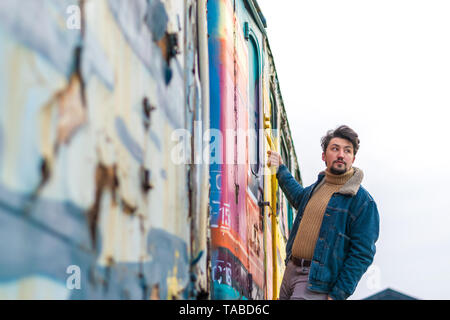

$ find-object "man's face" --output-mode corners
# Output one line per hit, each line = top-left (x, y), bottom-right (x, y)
(322, 137), (355, 175)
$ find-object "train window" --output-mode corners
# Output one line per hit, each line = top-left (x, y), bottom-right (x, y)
(280, 136), (294, 233)
(248, 37), (260, 178)
(270, 90), (277, 131)
(280, 137), (290, 171)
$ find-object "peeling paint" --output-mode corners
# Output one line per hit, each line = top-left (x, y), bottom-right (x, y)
(81, 31), (115, 91)
(57, 75), (87, 144)
(0, 0), (300, 301)
(145, 0), (169, 42)
(0, 0), (197, 300)
(144, 228), (189, 300)
(107, 0), (185, 129)
(115, 117), (144, 164)
(0, 0), (81, 79)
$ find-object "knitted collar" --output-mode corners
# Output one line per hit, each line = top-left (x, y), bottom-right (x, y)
(325, 167), (355, 185)
(317, 167), (364, 196)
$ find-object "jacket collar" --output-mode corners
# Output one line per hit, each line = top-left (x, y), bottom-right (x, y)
(316, 167), (364, 196)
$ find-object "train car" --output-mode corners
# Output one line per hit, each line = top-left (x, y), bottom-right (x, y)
(0, 0), (209, 300)
(208, 0), (301, 300)
(0, 0), (300, 300)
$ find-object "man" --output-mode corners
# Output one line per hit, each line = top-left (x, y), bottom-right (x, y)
(267, 125), (379, 300)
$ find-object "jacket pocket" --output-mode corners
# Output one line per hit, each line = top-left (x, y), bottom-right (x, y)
(333, 232), (350, 262)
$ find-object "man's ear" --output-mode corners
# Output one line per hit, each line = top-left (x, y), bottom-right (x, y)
(322, 152), (325, 162)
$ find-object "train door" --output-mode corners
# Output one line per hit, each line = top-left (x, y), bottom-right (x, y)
(238, 6), (266, 298)
(246, 31), (265, 300)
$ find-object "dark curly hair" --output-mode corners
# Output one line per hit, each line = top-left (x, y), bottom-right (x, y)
(321, 125), (360, 155)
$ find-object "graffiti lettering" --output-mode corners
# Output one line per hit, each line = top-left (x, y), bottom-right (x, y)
(212, 260), (232, 286)
(219, 203), (231, 230)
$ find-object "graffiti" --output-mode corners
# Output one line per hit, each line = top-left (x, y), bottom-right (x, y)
(212, 260), (232, 286)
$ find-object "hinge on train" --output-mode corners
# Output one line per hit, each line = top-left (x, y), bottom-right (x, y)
(167, 33), (180, 59)
(258, 201), (270, 208)
(258, 200), (275, 218)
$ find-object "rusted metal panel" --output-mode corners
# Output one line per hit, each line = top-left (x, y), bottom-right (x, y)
(0, 0), (204, 300)
(0, 0), (301, 301)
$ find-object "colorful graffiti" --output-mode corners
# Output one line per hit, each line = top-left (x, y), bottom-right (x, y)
(208, 0), (301, 299)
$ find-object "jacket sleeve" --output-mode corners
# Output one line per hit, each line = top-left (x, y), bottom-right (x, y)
(275, 164), (305, 211)
(329, 199), (380, 300)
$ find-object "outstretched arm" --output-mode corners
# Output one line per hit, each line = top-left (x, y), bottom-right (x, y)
(267, 151), (305, 211)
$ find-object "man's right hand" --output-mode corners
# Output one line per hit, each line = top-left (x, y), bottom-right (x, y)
(267, 150), (283, 170)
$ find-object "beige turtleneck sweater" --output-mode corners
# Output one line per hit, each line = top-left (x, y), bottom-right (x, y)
(291, 167), (355, 260)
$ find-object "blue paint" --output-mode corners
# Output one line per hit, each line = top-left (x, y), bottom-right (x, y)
(0, 0), (81, 79)
(191, 250), (204, 267)
(0, 32), (71, 193)
(164, 64), (173, 85)
(149, 129), (162, 152)
(145, 0), (168, 42)
(17, 90), (54, 193)
(82, 31), (115, 91)
(143, 228), (189, 299)
(0, 183), (95, 297)
(212, 282), (244, 300)
(0, 182), (190, 299)
(107, 0), (161, 78)
(208, 0), (229, 300)
(0, 184), (93, 252)
(115, 117), (143, 164)
(0, 0), (115, 88)
(107, 0), (185, 129)
(207, 0), (223, 175)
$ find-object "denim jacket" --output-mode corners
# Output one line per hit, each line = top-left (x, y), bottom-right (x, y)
(276, 164), (380, 300)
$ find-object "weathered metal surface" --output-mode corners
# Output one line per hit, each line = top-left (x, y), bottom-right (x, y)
(0, 0), (300, 300)
(0, 0), (205, 300)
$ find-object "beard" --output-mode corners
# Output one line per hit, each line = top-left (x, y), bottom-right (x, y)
(329, 161), (347, 175)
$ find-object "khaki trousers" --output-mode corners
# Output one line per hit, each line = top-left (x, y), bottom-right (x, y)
(279, 260), (328, 300)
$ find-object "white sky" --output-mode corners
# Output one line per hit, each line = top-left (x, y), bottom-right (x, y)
(257, 0), (450, 299)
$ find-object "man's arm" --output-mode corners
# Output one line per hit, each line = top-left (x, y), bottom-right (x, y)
(267, 151), (305, 211)
(329, 199), (380, 300)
